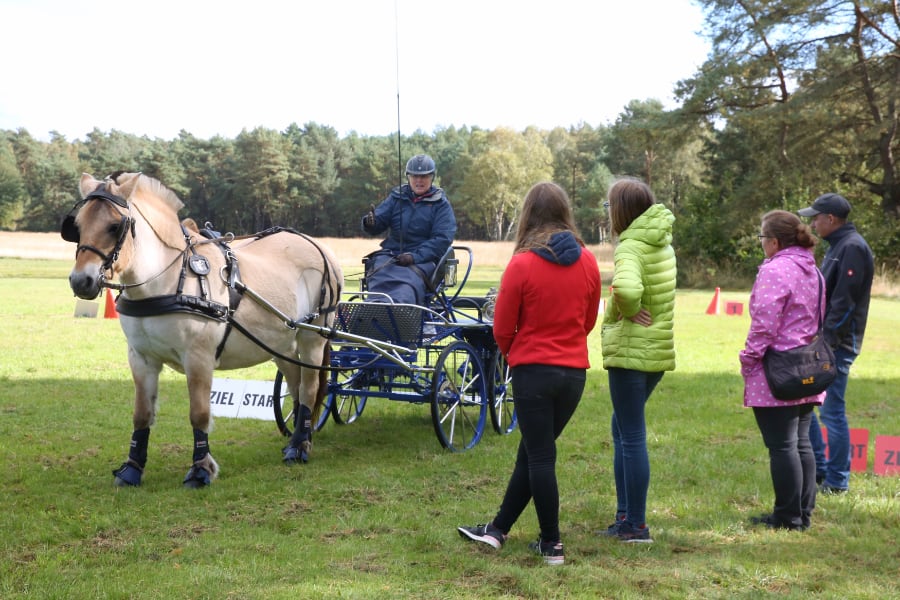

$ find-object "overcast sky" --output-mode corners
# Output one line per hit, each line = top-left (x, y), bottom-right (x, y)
(0, 0), (710, 142)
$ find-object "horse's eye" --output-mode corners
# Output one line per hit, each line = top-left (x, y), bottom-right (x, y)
(107, 223), (122, 237)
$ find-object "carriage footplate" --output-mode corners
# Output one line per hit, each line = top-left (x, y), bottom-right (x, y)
(336, 302), (424, 347)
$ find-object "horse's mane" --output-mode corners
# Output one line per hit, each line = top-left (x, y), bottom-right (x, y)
(120, 172), (184, 213)
(111, 172), (186, 250)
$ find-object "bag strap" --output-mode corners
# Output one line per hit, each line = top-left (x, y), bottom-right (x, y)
(814, 271), (824, 329)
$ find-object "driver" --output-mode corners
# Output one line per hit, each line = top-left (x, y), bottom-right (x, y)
(361, 154), (456, 305)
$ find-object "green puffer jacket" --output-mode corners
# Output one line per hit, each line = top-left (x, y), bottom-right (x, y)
(601, 203), (677, 372)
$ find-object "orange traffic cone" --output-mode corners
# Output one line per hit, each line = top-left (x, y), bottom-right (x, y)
(705, 287), (721, 315)
(104, 290), (119, 319)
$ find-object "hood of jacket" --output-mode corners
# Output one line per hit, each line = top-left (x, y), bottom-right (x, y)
(532, 231), (583, 266)
(764, 244), (819, 277)
(618, 203), (674, 247)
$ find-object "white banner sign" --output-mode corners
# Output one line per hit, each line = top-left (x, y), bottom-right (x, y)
(210, 378), (279, 421)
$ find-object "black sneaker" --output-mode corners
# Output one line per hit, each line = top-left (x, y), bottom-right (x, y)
(818, 484), (848, 495)
(616, 521), (653, 543)
(528, 538), (565, 566)
(457, 523), (507, 549)
(749, 513), (807, 531)
(749, 513), (778, 527)
(596, 515), (626, 537)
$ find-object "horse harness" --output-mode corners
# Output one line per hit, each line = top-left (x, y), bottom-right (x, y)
(62, 185), (341, 365)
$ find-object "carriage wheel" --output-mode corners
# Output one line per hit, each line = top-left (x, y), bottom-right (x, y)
(330, 368), (370, 425)
(488, 351), (517, 435)
(430, 341), (487, 452)
(272, 370), (332, 437)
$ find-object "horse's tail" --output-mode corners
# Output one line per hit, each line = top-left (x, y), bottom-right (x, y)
(312, 344), (330, 424)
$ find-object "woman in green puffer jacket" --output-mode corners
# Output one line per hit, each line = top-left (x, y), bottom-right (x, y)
(598, 178), (676, 544)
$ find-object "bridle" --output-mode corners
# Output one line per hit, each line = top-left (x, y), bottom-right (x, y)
(61, 183), (136, 287)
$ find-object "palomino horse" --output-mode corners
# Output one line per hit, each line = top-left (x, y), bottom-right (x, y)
(63, 172), (343, 487)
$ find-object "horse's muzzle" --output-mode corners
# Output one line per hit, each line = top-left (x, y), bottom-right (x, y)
(69, 269), (103, 300)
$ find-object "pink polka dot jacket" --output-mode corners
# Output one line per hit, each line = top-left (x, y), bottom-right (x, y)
(739, 245), (827, 407)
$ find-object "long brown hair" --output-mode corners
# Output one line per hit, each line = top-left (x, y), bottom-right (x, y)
(514, 182), (583, 253)
(607, 178), (656, 236)
(761, 210), (818, 250)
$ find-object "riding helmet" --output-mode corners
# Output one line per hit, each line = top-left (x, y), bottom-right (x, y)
(405, 154), (436, 177)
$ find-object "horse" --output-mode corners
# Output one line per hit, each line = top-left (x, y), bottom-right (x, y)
(62, 172), (343, 487)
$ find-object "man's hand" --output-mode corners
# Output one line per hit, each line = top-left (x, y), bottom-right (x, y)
(395, 253), (414, 266)
(363, 204), (376, 227)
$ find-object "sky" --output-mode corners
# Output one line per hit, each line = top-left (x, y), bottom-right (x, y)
(0, 0), (710, 142)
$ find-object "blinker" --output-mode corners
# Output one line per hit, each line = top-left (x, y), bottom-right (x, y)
(58, 185), (131, 244)
(60, 213), (80, 243)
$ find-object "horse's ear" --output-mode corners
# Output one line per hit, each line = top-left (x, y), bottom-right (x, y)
(114, 172), (141, 200)
(79, 173), (101, 198)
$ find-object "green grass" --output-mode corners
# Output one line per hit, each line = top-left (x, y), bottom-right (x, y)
(1, 261), (899, 599)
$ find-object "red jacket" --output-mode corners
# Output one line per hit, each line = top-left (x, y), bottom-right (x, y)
(493, 236), (601, 368)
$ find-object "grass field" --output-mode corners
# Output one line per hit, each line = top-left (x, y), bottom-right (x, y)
(1, 249), (899, 599)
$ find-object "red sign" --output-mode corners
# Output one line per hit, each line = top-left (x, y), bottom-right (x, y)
(820, 427), (869, 472)
(725, 301), (743, 316)
(850, 429), (869, 472)
(874, 435), (900, 476)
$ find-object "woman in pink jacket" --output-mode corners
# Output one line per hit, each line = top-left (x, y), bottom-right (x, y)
(740, 210), (826, 531)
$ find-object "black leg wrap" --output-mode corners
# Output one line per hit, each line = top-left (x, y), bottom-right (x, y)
(192, 428), (209, 463)
(288, 405), (312, 447)
(128, 427), (151, 469)
(283, 405), (313, 464)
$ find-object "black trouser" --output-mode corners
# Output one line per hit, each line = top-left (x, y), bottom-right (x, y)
(752, 403), (817, 529)
(493, 365), (585, 543)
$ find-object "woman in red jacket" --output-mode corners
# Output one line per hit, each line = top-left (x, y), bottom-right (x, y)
(457, 182), (602, 566)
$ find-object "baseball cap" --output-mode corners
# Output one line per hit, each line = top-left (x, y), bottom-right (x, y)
(798, 193), (851, 218)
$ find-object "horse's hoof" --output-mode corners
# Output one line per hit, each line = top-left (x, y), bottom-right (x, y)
(112, 462), (143, 487)
(182, 465), (211, 488)
(282, 445), (308, 464)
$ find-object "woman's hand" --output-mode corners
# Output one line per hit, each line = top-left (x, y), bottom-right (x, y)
(626, 307), (653, 327)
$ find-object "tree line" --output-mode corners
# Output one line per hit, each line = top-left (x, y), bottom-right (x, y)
(1, 0), (897, 287)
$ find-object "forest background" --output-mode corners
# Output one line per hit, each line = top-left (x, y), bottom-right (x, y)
(1, 0), (898, 289)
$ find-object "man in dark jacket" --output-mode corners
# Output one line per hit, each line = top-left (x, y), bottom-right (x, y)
(798, 193), (874, 494)
(361, 154), (456, 305)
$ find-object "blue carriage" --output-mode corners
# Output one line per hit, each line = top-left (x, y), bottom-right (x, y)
(272, 245), (517, 452)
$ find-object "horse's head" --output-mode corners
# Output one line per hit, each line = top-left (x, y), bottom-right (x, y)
(64, 172), (141, 299)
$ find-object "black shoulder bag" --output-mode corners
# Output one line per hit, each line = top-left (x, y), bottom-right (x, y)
(763, 274), (836, 400)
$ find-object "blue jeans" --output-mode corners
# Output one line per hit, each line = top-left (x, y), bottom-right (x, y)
(808, 347), (856, 489)
(493, 365), (586, 543)
(608, 367), (664, 527)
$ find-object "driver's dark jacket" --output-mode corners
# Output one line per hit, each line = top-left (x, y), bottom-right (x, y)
(820, 222), (874, 354)
(361, 184), (456, 264)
